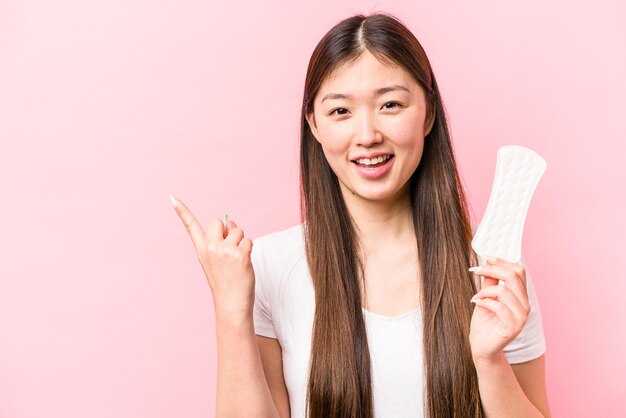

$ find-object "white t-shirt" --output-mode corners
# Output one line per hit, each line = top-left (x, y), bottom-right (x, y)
(251, 224), (546, 418)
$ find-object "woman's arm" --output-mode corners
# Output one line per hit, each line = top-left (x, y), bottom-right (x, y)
(215, 313), (282, 418)
(474, 354), (551, 417)
(169, 196), (281, 417)
(469, 257), (551, 417)
(511, 355), (551, 416)
(257, 336), (291, 418)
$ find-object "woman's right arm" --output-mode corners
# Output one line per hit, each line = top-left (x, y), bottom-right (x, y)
(215, 312), (282, 417)
(257, 336), (291, 418)
(169, 195), (282, 417)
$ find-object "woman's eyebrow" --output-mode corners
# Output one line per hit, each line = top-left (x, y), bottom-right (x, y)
(376, 84), (411, 96)
(321, 92), (350, 103)
(321, 84), (411, 103)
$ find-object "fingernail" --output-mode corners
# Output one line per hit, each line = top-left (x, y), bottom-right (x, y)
(470, 294), (482, 303)
(487, 257), (498, 263)
(169, 194), (178, 208)
(469, 266), (482, 272)
(223, 214), (229, 227)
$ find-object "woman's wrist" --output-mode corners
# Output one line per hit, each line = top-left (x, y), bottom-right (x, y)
(472, 351), (508, 374)
(472, 351), (544, 417)
(214, 303), (254, 328)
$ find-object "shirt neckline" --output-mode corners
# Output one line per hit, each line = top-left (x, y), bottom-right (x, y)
(361, 307), (421, 322)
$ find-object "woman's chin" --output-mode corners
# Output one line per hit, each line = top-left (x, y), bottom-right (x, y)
(352, 188), (408, 204)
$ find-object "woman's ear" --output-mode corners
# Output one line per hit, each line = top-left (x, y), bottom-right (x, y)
(423, 106), (435, 137)
(306, 112), (321, 143)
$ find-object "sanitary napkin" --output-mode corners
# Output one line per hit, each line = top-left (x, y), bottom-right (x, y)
(471, 145), (547, 265)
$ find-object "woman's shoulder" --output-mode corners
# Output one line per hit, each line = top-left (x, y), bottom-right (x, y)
(253, 223), (304, 248)
(252, 223), (306, 266)
(251, 224), (307, 285)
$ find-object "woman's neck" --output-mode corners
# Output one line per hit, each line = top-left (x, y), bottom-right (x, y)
(341, 185), (415, 256)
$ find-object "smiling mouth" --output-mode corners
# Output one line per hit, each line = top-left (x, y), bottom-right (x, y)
(352, 155), (394, 167)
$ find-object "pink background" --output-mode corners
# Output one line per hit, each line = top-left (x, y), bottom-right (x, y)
(1, 1), (624, 417)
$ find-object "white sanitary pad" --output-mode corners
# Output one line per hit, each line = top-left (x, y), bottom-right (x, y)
(471, 145), (547, 265)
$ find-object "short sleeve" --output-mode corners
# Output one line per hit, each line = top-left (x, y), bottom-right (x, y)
(250, 237), (277, 338)
(502, 258), (547, 364)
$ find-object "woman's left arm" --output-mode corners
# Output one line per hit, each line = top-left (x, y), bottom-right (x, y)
(511, 355), (551, 416)
(469, 258), (551, 417)
(473, 353), (551, 417)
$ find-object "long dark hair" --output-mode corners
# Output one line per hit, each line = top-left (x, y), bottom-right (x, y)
(299, 13), (482, 417)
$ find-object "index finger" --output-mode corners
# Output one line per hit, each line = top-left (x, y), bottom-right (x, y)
(486, 257), (527, 287)
(169, 194), (206, 250)
(469, 261), (499, 288)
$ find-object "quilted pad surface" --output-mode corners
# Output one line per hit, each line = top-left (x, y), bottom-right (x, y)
(472, 145), (547, 264)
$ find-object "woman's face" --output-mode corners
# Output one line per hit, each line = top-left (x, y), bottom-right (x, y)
(306, 50), (434, 205)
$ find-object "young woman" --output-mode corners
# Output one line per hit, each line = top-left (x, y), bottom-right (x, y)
(170, 13), (550, 418)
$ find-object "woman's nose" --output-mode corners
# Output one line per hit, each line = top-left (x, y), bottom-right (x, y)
(355, 112), (383, 146)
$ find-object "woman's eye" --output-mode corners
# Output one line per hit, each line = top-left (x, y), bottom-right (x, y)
(382, 101), (401, 110)
(330, 108), (349, 116)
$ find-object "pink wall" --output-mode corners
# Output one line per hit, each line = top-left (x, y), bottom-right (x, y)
(1, 1), (624, 416)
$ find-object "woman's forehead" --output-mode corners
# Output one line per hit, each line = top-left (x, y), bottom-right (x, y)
(317, 54), (419, 102)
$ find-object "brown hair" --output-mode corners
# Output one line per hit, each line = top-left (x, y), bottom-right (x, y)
(299, 12), (482, 418)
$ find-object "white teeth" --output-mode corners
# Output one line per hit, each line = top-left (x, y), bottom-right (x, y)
(355, 155), (391, 165)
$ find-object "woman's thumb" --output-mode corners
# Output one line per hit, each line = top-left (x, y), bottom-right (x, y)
(223, 215), (237, 238)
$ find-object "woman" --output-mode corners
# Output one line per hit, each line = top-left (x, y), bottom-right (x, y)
(170, 13), (551, 418)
